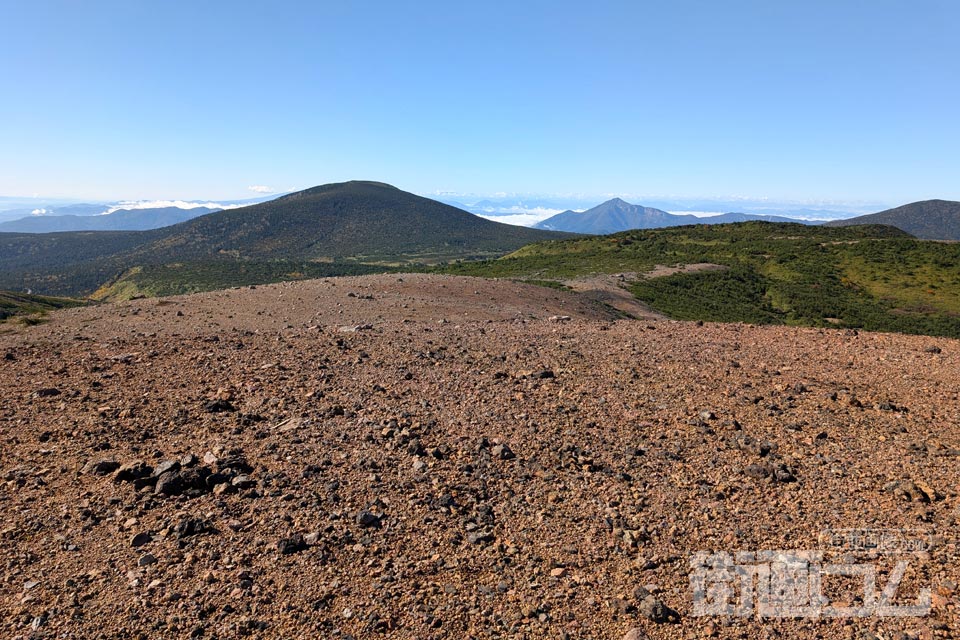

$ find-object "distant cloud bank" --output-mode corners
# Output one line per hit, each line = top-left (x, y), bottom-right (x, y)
(247, 185), (275, 194)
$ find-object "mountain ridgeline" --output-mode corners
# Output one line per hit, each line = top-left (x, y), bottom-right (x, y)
(0, 206), (220, 233)
(534, 198), (812, 233)
(825, 199), (960, 240)
(0, 181), (568, 296)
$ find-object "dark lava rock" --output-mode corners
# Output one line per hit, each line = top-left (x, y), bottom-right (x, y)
(82, 459), (120, 476)
(638, 596), (680, 624)
(276, 535), (307, 555)
(130, 532), (153, 548)
(114, 461), (152, 482)
(231, 474), (256, 489)
(773, 464), (797, 483)
(174, 517), (214, 539)
(34, 388), (61, 398)
(356, 511), (382, 528)
(153, 459), (181, 477)
(744, 464), (770, 479)
(155, 471), (185, 496)
(203, 399), (236, 413)
(492, 443), (515, 460)
(218, 455), (253, 474)
(205, 472), (230, 488)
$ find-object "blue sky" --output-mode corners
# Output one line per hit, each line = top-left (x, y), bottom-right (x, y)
(1, 0), (957, 204)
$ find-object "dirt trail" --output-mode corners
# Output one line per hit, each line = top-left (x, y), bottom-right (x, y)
(562, 263), (727, 319)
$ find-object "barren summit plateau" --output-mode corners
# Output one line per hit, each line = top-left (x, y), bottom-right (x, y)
(1, 274), (957, 639)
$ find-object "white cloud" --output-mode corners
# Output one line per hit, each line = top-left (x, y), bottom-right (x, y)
(247, 185), (275, 194)
(476, 207), (568, 227)
(31, 208), (49, 216)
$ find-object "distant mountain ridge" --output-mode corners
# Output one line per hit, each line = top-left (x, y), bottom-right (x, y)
(0, 206), (220, 233)
(0, 180), (568, 296)
(533, 198), (813, 233)
(824, 199), (960, 240)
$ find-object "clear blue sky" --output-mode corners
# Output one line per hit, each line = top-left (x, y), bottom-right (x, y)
(1, 0), (957, 203)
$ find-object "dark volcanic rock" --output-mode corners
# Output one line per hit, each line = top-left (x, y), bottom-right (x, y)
(82, 459), (120, 476)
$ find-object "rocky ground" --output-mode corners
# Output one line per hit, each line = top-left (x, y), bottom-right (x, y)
(0, 274), (957, 639)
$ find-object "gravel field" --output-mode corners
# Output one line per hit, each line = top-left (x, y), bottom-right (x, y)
(1, 274), (957, 639)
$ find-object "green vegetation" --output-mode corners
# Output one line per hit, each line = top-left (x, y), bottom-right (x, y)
(0, 290), (86, 324)
(440, 222), (960, 338)
(0, 181), (567, 297)
(93, 261), (400, 300)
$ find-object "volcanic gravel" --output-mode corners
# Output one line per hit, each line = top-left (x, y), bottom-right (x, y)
(0, 274), (957, 640)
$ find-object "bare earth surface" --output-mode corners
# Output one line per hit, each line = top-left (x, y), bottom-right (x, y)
(563, 265), (727, 320)
(1, 274), (958, 640)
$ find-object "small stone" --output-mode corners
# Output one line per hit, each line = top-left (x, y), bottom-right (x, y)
(173, 517), (213, 539)
(887, 480), (932, 503)
(773, 464), (797, 483)
(492, 443), (515, 460)
(82, 459), (120, 476)
(467, 530), (495, 544)
(744, 464), (770, 479)
(202, 451), (218, 465)
(276, 535), (307, 555)
(155, 471), (184, 496)
(34, 388), (61, 398)
(356, 511), (381, 528)
(231, 474), (255, 489)
(550, 567), (567, 578)
(203, 399), (235, 413)
(130, 532), (152, 548)
(638, 595), (680, 623)
(923, 346), (942, 354)
(138, 553), (157, 567)
(153, 459), (181, 477)
(623, 629), (650, 640)
(212, 482), (235, 496)
(113, 460), (152, 482)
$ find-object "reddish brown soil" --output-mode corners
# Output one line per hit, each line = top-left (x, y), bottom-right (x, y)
(1, 274), (957, 639)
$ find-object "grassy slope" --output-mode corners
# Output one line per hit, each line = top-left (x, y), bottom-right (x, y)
(440, 222), (960, 337)
(0, 290), (86, 323)
(92, 261), (401, 300)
